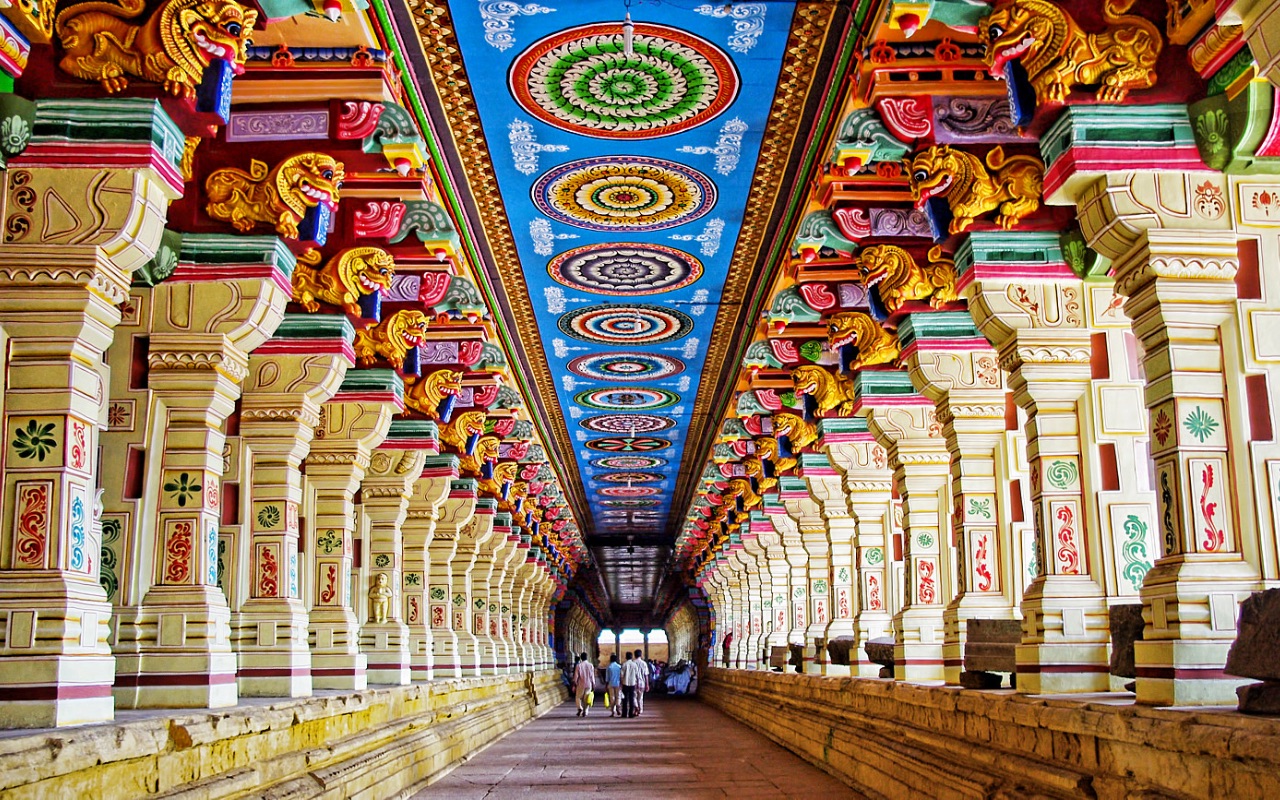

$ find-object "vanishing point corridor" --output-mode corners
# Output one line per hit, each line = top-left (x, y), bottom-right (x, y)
(412, 695), (856, 799)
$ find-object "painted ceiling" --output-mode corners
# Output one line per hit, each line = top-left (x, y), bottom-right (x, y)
(401, 0), (845, 613)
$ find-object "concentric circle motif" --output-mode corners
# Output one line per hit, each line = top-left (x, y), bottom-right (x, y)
(549, 243), (703, 296)
(532, 156), (715, 232)
(559, 304), (693, 345)
(602, 498), (661, 507)
(580, 414), (675, 434)
(599, 485), (661, 497)
(567, 352), (684, 382)
(575, 386), (680, 411)
(509, 23), (739, 139)
(600, 472), (661, 483)
(592, 455), (667, 470)
(585, 436), (670, 452)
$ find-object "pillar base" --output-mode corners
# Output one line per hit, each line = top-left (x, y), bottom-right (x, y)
(0, 653), (116, 728)
(432, 630), (462, 679)
(362, 622), (411, 685)
(1016, 577), (1110, 694)
(894, 608), (946, 682)
(311, 652), (368, 691)
(114, 651), (238, 710)
(1134, 639), (1250, 706)
(235, 603), (312, 697)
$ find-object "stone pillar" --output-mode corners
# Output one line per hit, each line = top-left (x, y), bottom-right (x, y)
(427, 479), (477, 678)
(513, 543), (539, 670)
(488, 515), (518, 673)
(740, 522), (774, 669)
(236, 315), (353, 697)
(113, 236), (290, 710)
(822, 418), (896, 677)
(464, 499), (499, 675)
(856, 371), (951, 683)
(399, 454), (458, 681)
(957, 233), (1112, 693)
(778, 475), (833, 673)
(756, 504), (793, 664)
(767, 494), (809, 659)
(642, 628), (651, 661)
(898, 311), (1020, 685)
(800, 455), (857, 676)
(1076, 171), (1259, 704)
(0, 98), (182, 727)
(358, 439), (428, 686)
(305, 372), (400, 690)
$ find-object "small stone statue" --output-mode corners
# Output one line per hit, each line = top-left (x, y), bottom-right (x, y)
(369, 572), (392, 624)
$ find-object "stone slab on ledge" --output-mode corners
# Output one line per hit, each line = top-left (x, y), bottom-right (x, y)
(0, 671), (566, 800)
(700, 667), (1280, 799)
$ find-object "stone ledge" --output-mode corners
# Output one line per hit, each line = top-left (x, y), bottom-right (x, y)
(0, 671), (566, 800)
(701, 668), (1280, 799)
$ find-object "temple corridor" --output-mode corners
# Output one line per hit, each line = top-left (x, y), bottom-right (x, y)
(410, 695), (856, 799)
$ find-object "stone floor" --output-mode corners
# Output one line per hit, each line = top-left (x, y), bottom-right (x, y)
(410, 693), (861, 798)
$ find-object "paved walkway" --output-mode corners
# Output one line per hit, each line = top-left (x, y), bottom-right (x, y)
(411, 694), (860, 798)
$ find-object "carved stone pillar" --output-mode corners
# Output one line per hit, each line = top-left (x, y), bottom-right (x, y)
(857, 372), (951, 683)
(358, 438), (428, 686)
(898, 311), (1019, 685)
(236, 315), (352, 697)
(513, 541), (539, 670)
(426, 479), (477, 678)
(1220, 0), (1280, 89)
(113, 236), (290, 710)
(767, 493), (809, 659)
(488, 515), (519, 673)
(779, 475), (832, 674)
(957, 233), (1111, 693)
(305, 373), (399, 690)
(399, 454), (457, 681)
(462, 499), (498, 675)
(1076, 170), (1259, 704)
(757, 502), (793, 662)
(822, 418), (896, 677)
(0, 98), (182, 727)
(740, 519), (775, 669)
(800, 455), (857, 676)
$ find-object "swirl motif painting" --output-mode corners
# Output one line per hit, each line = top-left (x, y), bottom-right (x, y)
(559, 304), (693, 345)
(567, 352), (684, 381)
(548, 243), (703, 295)
(575, 387), (680, 410)
(532, 156), (716, 232)
(509, 23), (739, 138)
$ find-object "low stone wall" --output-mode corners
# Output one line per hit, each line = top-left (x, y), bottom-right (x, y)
(0, 670), (566, 800)
(701, 667), (1280, 799)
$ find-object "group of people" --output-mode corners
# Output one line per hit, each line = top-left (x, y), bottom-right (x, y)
(571, 649), (654, 718)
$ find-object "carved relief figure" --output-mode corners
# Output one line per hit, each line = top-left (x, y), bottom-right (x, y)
(56, 0), (257, 96)
(460, 435), (500, 477)
(982, 0), (1161, 104)
(909, 145), (1043, 233)
(857, 244), (961, 313)
(772, 412), (818, 454)
(792, 365), (856, 417)
(827, 311), (900, 369)
(369, 572), (392, 624)
(293, 247), (396, 319)
(440, 410), (487, 454)
(402, 369), (463, 420)
(353, 309), (428, 368)
(206, 153), (344, 238)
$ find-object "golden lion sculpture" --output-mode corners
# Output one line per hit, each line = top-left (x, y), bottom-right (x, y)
(982, 0), (1161, 105)
(792, 365), (856, 417)
(353, 309), (428, 369)
(827, 311), (900, 370)
(293, 247), (396, 319)
(56, 0), (257, 97)
(857, 244), (960, 314)
(206, 153), (344, 239)
(402, 369), (462, 420)
(909, 145), (1042, 234)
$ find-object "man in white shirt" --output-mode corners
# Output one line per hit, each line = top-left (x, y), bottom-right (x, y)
(573, 652), (596, 717)
(633, 649), (649, 716)
(620, 651), (644, 718)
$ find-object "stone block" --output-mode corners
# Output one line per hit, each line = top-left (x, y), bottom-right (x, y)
(1109, 603), (1145, 678)
(864, 637), (894, 666)
(1237, 681), (1280, 715)
(964, 618), (1021, 673)
(769, 646), (789, 670)
(1226, 589), (1280, 681)
(788, 644), (804, 673)
(827, 637), (856, 666)
(959, 671), (1005, 690)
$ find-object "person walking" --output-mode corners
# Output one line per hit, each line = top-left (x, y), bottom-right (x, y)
(633, 649), (649, 717)
(605, 653), (622, 717)
(620, 651), (643, 718)
(573, 652), (595, 717)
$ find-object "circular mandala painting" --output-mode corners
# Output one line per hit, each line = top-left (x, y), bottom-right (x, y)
(567, 352), (684, 381)
(592, 455), (667, 470)
(600, 471), (661, 483)
(602, 498), (661, 506)
(580, 414), (675, 434)
(575, 386), (680, 411)
(585, 436), (671, 452)
(532, 156), (715, 232)
(599, 486), (661, 497)
(509, 23), (739, 139)
(548, 243), (703, 295)
(559, 304), (693, 345)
